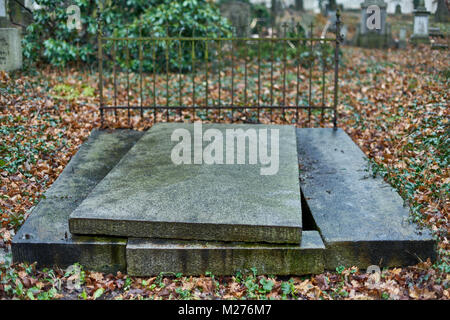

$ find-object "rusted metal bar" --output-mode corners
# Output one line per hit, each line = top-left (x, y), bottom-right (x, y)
(282, 23), (288, 121)
(178, 38), (182, 119)
(231, 30), (235, 123)
(102, 36), (335, 42)
(112, 30), (117, 122)
(308, 23), (314, 126)
(270, 26), (274, 122)
(165, 24), (170, 122)
(321, 41), (326, 123)
(101, 105), (333, 111)
(218, 39), (222, 120)
(257, 31), (261, 123)
(152, 43), (156, 122)
(333, 9), (341, 130)
(296, 23), (301, 124)
(139, 25), (143, 118)
(126, 27), (130, 126)
(97, 7), (104, 126)
(192, 30), (196, 121)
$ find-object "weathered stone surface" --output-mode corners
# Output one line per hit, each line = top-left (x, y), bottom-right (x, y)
(12, 130), (144, 272)
(0, 0), (6, 17)
(296, 128), (436, 269)
(0, 28), (22, 71)
(127, 231), (325, 276)
(70, 123), (302, 244)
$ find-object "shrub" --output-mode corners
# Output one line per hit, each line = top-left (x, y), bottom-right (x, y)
(22, 0), (232, 69)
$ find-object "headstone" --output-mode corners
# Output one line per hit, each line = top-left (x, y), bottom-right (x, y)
(411, 0), (430, 44)
(398, 28), (407, 49)
(356, 0), (392, 48)
(69, 123), (303, 245)
(220, 1), (251, 36)
(0, 28), (22, 72)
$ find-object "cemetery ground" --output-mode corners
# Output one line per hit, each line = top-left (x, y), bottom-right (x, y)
(0, 44), (448, 300)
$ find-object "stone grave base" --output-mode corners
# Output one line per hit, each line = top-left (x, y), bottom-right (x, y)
(356, 33), (392, 49)
(410, 35), (431, 45)
(12, 127), (436, 275)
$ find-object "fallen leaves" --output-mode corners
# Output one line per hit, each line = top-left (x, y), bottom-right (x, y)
(0, 43), (448, 300)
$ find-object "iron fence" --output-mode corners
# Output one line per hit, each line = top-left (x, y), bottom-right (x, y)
(97, 11), (342, 129)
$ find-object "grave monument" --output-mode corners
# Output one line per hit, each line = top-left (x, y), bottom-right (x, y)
(12, 123), (436, 276)
(411, 0), (430, 44)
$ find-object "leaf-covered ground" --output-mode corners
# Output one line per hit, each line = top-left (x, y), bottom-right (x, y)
(0, 45), (448, 300)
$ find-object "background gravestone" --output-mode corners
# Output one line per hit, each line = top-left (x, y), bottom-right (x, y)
(398, 28), (407, 49)
(356, 0), (393, 48)
(411, 0), (430, 44)
(327, 0), (337, 33)
(220, 1), (251, 37)
(0, 0), (7, 28)
(0, 28), (22, 71)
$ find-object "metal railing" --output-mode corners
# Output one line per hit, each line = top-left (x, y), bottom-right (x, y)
(97, 11), (342, 129)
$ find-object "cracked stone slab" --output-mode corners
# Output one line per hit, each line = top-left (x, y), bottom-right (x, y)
(12, 129), (144, 272)
(296, 128), (436, 269)
(126, 231), (325, 276)
(70, 123), (302, 244)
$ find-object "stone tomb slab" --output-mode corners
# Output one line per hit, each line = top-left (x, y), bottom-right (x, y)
(12, 130), (144, 272)
(296, 128), (436, 269)
(127, 231), (325, 276)
(69, 123), (302, 244)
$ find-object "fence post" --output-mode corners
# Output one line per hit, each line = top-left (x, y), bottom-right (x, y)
(333, 9), (341, 130)
(97, 4), (104, 126)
